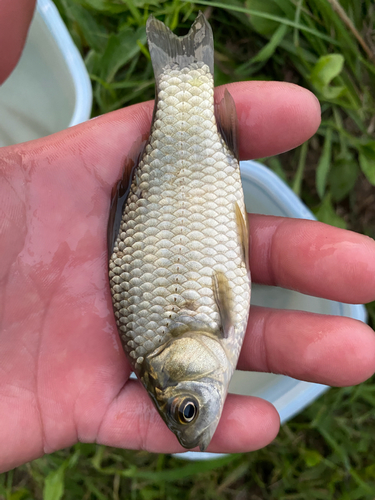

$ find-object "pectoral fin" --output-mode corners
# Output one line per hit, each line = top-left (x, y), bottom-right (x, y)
(215, 89), (239, 160)
(107, 136), (147, 256)
(235, 202), (250, 276)
(212, 270), (234, 339)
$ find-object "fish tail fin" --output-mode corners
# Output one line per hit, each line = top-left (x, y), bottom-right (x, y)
(146, 12), (214, 83)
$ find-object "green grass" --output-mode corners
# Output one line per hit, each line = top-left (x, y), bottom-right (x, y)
(2, 0), (375, 498)
(3, 382), (375, 499)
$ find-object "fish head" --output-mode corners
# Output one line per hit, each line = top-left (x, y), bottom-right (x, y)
(162, 379), (222, 451)
(142, 333), (230, 451)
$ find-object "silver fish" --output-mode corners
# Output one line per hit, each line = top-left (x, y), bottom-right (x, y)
(108, 13), (251, 451)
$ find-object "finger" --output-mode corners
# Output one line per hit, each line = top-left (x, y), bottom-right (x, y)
(14, 81), (320, 188)
(215, 81), (321, 159)
(238, 306), (375, 387)
(0, 0), (36, 84)
(96, 379), (280, 454)
(208, 394), (279, 454)
(249, 214), (375, 304)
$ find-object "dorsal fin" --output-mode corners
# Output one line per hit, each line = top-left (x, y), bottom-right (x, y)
(215, 89), (239, 160)
(146, 12), (214, 84)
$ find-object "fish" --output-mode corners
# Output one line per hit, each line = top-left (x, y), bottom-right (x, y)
(108, 12), (251, 452)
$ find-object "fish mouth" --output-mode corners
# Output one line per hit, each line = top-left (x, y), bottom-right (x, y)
(178, 435), (200, 450)
(178, 430), (212, 452)
(198, 435), (211, 452)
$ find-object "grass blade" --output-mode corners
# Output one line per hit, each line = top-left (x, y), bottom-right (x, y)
(316, 127), (333, 198)
(292, 141), (308, 196)
(183, 0), (340, 44)
(249, 23), (288, 64)
(43, 463), (67, 500)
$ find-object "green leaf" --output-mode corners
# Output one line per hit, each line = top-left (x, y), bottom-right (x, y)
(359, 153), (375, 186)
(8, 489), (30, 500)
(310, 54), (345, 89)
(359, 141), (375, 160)
(245, 0), (284, 35)
(85, 49), (101, 75)
(249, 24), (288, 64)
(74, 0), (130, 14)
(43, 464), (66, 500)
(314, 193), (347, 229)
(365, 463), (375, 479)
(63, 2), (108, 52)
(321, 85), (347, 100)
(303, 449), (323, 467)
(316, 127), (332, 199)
(99, 26), (147, 82)
(329, 155), (359, 202)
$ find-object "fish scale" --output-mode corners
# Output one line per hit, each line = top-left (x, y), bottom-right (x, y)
(109, 61), (249, 368)
(108, 13), (251, 450)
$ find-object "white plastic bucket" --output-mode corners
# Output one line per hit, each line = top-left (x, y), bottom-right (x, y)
(178, 160), (367, 460)
(0, 0), (92, 147)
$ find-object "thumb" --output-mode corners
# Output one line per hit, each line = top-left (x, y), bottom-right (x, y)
(0, 0), (36, 84)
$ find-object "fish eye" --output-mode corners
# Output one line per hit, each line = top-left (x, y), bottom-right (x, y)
(170, 397), (199, 425)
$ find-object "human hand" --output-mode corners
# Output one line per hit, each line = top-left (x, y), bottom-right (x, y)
(1, 82), (375, 472)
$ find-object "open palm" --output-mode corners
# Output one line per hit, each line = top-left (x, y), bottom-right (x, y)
(1, 82), (375, 472)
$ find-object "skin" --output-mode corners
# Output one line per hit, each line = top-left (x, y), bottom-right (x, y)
(0, 0), (36, 84)
(1, 3), (375, 474)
